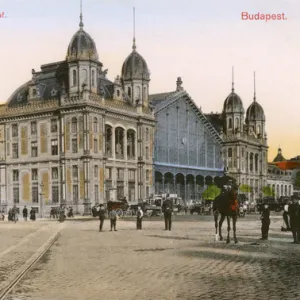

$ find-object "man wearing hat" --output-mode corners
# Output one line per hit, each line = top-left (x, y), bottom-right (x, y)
(260, 202), (270, 240)
(288, 197), (300, 243)
(98, 204), (106, 232)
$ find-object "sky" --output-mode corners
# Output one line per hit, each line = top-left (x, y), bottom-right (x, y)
(0, 0), (300, 161)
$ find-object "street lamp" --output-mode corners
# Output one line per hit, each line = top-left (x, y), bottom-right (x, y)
(39, 183), (44, 218)
(0, 183), (6, 214)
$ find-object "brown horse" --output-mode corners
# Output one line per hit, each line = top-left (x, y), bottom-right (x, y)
(213, 183), (239, 244)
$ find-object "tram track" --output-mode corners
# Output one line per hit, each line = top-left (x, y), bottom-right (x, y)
(0, 225), (62, 300)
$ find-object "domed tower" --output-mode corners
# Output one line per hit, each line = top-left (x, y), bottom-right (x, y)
(245, 72), (265, 138)
(66, 8), (102, 95)
(121, 8), (150, 106)
(222, 68), (244, 134)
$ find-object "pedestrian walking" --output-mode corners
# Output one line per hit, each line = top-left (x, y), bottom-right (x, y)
(98, 204), (106, 232)
(136, 206), (143, 230)
(109, 209), (117, 231)
(23, 206), (28, 221)
(260, 203), (270, 240)
(30, 207), (36, 221)
(288, 197), (300, 244)
(162, 199), (173, 231)
(12, 205), (18, 223)
(282, 200), (290, 231)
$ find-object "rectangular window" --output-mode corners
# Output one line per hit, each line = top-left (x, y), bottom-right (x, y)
(94, 185), (99, 203)
(31, 121), (37, 134)
(129, 170), (135, 181)
(52, 167), (58, 180)
(146, 147), (149, 160)
(51, 119), (58, 133)
(12, 124), (18, 137)
(32, 186), (39, 203)
(32, 169), (38, 181)
(94, 165), (98, 178)
(52, 186), (59, 203)
(105, 168), (112, 180)
(13, 170), (19, 181)
(72, 138), (78, 153)
(117, 181), (124, 199)
(31, 141), (38, 157)
(73, 185), (78, 203)
(12, 143), (18, 158)
(94, 139), (98, 153)
(117, 169), (124, 180)
(72, 166), (78, 179)
(13, 187), (19, 203)
(52, 185), (59, 203)
(51, 139), (58, 155)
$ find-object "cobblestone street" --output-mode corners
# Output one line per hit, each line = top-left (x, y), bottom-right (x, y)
(2, 216), (300, 300)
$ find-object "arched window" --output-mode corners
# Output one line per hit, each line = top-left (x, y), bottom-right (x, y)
(117, 90), (120, 97)
(72, 70), (77, 86)
(257, 125), (261, 135)
(250, 153), (254, 172)
(146, 170), (149, 181)
(127, 130), (135, 159)
(255, 154), (259, 172)
(235, 117), (239, 129)
(105, 125), (112, 157)
(71, 117), (77, 133)
(115, 127), (124, 158)
(93, 117), (98, 133)
(228, 118), (232, 129)
(145, 128), (149, 142)
(128, 87), (131, 98)
(92, 70), (95, 87)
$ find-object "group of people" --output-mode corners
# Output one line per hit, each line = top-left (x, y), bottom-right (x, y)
(6, 205), (37, 222)
(96, 200), (173, 232)
(260, 196), (300, 243)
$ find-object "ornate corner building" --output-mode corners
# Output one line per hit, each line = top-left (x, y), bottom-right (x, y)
(0, 14), (155, 214)
(216, 83), (268, 202)
(151, 78), (224, 202)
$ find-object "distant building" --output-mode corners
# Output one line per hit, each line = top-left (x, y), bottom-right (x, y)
(151, 78), (224, 203)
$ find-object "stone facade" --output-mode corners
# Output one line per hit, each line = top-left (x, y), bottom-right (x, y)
(217, 83), (268, 203)
(0, 15), (155, 215)
(151, 78), (224, 202)
(267, 163), (293, 198)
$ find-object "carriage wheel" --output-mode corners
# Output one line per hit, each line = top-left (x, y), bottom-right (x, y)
(116, 209), (123, 218)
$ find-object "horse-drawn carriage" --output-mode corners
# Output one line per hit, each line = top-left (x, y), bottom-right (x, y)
(107, 199), (129, 217)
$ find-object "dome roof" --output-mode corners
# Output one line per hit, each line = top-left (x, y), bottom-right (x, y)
(121, 49), (150, 81)
(222, 90), (244, 114)
(66, 23), (98, 62)
(246, 100), (265, 122)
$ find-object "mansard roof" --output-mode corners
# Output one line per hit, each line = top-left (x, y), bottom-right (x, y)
(151, 90), (222, 144)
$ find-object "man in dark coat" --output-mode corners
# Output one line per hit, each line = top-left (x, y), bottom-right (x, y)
(98, 204), (106, 232)
(23, 206), (28, 221)
(260, 203), (270, 240)
(136, 206), (144, 230)
(162, 199), (173, 231)
(288, 197), (300, 243)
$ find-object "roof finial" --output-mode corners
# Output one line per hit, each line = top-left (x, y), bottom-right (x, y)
(253, 71), (256, 102)
(231, 66), (234, 92)
(132, 7), (136, 51)
(79, 0), (84, 29)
